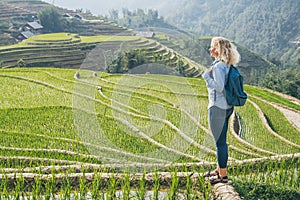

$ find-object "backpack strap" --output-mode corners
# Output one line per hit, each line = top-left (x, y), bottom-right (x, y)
(222, 65), (230, 97)
(211, 60), (219, 102)
(214, 90), (216, 102)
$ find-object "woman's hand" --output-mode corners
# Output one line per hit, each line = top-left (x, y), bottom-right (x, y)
(206, 67), (213, 73)
(201, 67), (213, 78)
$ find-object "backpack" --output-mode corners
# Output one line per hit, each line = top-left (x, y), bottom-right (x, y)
(224, 66), (247, 106)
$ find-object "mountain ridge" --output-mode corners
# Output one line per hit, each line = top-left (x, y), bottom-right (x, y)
(164, 0), (300, 65)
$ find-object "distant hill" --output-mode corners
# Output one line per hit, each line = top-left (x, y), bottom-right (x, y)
(197, 37), (274, 84)
(152, 35), (274, 84)
(164, 0), (300, 66)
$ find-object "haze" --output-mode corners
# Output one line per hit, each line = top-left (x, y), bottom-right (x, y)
(42, 0), (177, 16)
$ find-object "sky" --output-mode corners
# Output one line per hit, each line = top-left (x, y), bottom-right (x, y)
(42, 0), (176, 16)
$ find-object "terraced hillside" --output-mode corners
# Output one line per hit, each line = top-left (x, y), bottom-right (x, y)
(0, 0), (37, 45)
(0, 0), (131, 47)
(0, 0), (55, 43)
(0, 32), (204, 77)
(0, 68), (299, 199)
(0, 1), (33, 19)
(146, 34), (275, 84)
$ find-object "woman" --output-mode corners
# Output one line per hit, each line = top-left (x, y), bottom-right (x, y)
(202, 37), (241, 184)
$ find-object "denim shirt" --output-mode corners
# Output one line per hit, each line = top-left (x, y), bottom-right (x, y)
(202, 60), (232, 110)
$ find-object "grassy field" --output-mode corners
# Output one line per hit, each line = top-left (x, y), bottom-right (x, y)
(0, 67), (299, 199)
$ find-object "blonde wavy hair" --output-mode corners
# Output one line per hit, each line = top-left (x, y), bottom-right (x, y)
(211, 37), (241, 66)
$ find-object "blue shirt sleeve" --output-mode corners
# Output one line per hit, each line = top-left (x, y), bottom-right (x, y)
(202, 62), (226, 92)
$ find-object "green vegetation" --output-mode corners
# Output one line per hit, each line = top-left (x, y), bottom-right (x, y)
(106, 8), (180, 31)
(0, 32), (204, 77)
(0, 67), (299, 198)
(234, 181), (300, 200)
(106, 49), (147, 73)
(229, 154), (300, 200)
(250, 97), (300, 144)
(38, 7), (66, 33)
(260, 65), (300, 99)
(232, 158), (300, 200)
(245, 85), (300, 111)
(166, 0), (300, 65)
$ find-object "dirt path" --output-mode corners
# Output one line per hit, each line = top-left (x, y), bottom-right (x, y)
(263, 88), (300, 131)
(271, 104), (300, 131)
(252, 87), (300, 132)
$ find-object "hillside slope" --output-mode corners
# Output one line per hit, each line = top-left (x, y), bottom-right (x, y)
(195, 37), (274, 84)
(0, 32), (205, 77)
(165, 0), (300, 64)
(154, 35), (275, 84)
(0, 0), (131, 46)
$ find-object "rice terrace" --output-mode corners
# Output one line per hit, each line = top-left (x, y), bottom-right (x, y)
(0, 0), (300, 199)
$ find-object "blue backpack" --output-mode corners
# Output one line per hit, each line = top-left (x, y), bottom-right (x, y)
(225, 66), (247, 106)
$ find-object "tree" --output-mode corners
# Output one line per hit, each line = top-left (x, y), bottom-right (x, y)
(106, 49), (146, 73)
(18, 59), (26, 68)
(260, 66), (300, 99)
(109, 9), (119, 23)
(109, 8), (174, 29)
(176, 58), (185, 75)
(38, 7), (66, 33)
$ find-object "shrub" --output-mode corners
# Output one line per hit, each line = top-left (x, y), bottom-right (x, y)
(17, 59), (26, 68)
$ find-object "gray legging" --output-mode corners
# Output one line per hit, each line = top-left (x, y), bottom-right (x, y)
(208, 106), (234, 168)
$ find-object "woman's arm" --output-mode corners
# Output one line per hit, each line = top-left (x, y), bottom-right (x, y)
(202, 64), (226, 92)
